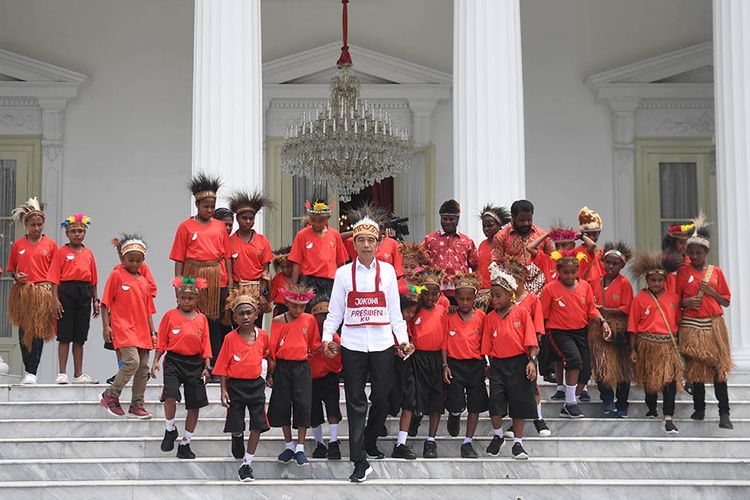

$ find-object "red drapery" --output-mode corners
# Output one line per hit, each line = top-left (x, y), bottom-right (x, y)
(370, 177), (394, 213)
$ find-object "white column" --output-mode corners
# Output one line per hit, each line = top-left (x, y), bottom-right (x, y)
(193, 0), (265, 230)
(609, 98), (641, 245)
(714, 0), (750, 369)
(453, 0), (525, 241)
(37, 98), (66, 243)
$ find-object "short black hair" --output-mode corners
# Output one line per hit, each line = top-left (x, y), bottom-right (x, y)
(661, 234), (678, 252)
(511, 199), (534, 217)
(214, 207), (233, 221)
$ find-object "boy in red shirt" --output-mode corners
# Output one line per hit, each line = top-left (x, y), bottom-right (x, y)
(151, 276), (211, 459)
(49, 214), (99, 384)
(268, 283), (321, 466)
(482, 262), (538, 460)
(215, 288), (274, 482)
(6, 197), (57, 384)
(270, 246), (292, 316)
(628, 252), (683, 434)
(541, 249), (611, 418)
(442, 272), (488, 458)
(100, 235), (156, 419)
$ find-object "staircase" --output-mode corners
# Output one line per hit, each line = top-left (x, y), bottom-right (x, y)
(1, 376), (749, 499)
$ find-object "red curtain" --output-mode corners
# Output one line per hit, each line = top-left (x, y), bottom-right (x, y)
(371, 177), (394, 213)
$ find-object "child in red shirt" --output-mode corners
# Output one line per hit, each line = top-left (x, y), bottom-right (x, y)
(6, 197), (56, 384)
(576, 207), (605, 286)
(628, 252), (683, 435)
(215, 288), (274, 482)
(478, 205), (511, 291)
(482, 262), (538, 460)
(100, 235), (156, 419)
(268, 283), (321, 466)
(49, 214), (99, 385)
(270, 246), (292, 316)
(151, 276), (211, 459)
(442, 272), (488, 459)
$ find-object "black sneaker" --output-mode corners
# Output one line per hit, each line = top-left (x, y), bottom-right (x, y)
(391, 443), (417, 460)
(176, 443), (196, 459)
(665, 420), (679, 435)
(238, 463), (254, 482)
(560, 403), (584, 418)
(231, 434), (245, 459)
(511, 442), (529, 460)
(690, 410), (705, 421)
(106, 374), (116, 385)
(486, 435), (503, 456)
(579, 389), (591, 401)
(719, 414), (734, 429)
(294, 450), (309, 466)
(534, 419), (551, 437)
(447, 413), (461, 437)
(645, 409), (658, 419)
(312, 442), (328, 459)
(366, 446), (385, 459)
(408, 414), (422, 437)
(327, 440), (342, 460)
(349, 461), (373, 482)
(423, 440), (438, 458)
(160, 429), (178, 452)
(551, 389), (565, 400)
(460, 442), (478, 458)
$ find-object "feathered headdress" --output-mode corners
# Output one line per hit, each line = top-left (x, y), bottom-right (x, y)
(305, 199), (333, 216)
(399, 242), (430, 266)
(489, 262), (518, 292)
(272, 245), (292, 271)
(226, 285), (261, 313)
(603, 241), (632, 263)
(550, 248), (588, 265)
(686, 210), (711, 249)
(347, 203), (388, 227)
(228, 190), (275, 216)
(479, 204), (511, 227)
(578, 206), (603, 232)
(11, 197), (45, 224)
(548, 223), (579, 243)
(503, 259), (528, 283)
(308, 293), (330, 315)
(281, 282), (316, 304)
(189, 172), (222, 201)
(61, 213), (92, 230)
(413, 267), (445, 288)
(172, 275), (208, 294)
(453, 272), (481, 292)
(631, 251), (683, 279)
(667, 220), (695, 238)
(112, 233), (147, 256)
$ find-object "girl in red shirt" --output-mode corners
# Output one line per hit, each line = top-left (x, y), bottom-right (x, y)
(477, 205), (511, 291)
(269, 246), (292, 316)
(6, 197), (57, 384)
(576, 207), (605, 286)
(151, 276), (211, 460)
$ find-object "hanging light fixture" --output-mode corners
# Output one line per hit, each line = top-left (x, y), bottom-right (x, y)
(281, 0), (412, 202)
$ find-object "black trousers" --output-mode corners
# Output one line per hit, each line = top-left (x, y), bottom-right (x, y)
(692, 380), (730, 415)
(598, 381), (630, 412)
(18, 327), (43, 375)
(645, 381), (677, 416)
(342, 346), (394, 465)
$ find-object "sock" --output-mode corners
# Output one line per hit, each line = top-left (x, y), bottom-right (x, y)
(665, 416), (673, 421)
(556, 384), (564, 392)
(450, 412), (461, 416)
(117, 359), (124, 369)
(397, 431), (408, 446)
(513, 437), (523, 445)
(285, 441), (294, 451)
(295, 443), (304, 453)
(565, 384), (577, 404)
(463, 437), (472, 444)
(165, 419), (176, 432)
(243, 452), (254, 465)
(425, 436), (436, 443)
(493, 428), (503, 438)
(312, 425), (323, 444)
(181, 430), (192, 445)
(329, 423), (338, 443)
(536, 403), (543, 420)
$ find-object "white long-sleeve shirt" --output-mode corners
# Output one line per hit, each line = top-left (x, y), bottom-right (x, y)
(322, 257), (408, 352)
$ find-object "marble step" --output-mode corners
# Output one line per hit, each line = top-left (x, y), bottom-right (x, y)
(0, 416), (744, 438)
(1, 478), (750, 500)
(2, 435), (750, 460)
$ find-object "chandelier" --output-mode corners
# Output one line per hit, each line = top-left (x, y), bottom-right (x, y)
(281, 0), (412, 202)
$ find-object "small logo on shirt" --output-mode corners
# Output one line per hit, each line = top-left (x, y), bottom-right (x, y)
(688, 275), (695, 284)
(329, 241), (335, 248)
(121, 285), (131, 291)
(19, 249), (26, 255)
(644, 307), (650, 316)
(514, 321), (521, 328)
(233, 354), (241, 362)
(613, 294), (621, 300)
(232, 253), (239, 259)
(493, 330), (497, 338)
(66, 255), (75, 261)
(192, 232), (198, 241)
(171, 328), (181, 335)
(415, 317), (422, 325)
(384, 253), (392, 259)
(279, 338), (285, 346)
(302, 327), (308, 335)
(306, 242), (314, 249)
(557, 300), (566, 308)
(449, 330), (456, 337)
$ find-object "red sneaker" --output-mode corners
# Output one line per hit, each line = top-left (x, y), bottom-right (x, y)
(100, 391), (125, 417)
(127, 404), (153, 420)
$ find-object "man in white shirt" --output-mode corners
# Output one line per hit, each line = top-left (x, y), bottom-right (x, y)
(322, 216), (415, 483)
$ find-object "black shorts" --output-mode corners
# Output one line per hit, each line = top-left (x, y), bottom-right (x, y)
(224, 377), (270, 433)
(56, 281), (91, 344)
(549, 328), (591, 383)
(412, 350), (445, 414)
(538, 334), (559, 371)
(445, 358), (488, 414)
(489, 354), (536, 419)
(267, 359), (312, 428)
(311, 371), (342, 427)
(389, 354), (417, 416)
(300, 275), (334, 297)
(160, 352), (209, 410)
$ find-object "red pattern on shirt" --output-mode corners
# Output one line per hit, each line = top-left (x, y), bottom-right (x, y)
(420, 231), (478, 290)
(492, 224), (553, 266)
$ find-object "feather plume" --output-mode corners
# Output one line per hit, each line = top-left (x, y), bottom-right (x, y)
(11, 197), (45, 224)
(478, 204), (511, 226)
(347, 203), (388, 227)
(188, 172), (222, 197)
(228, 190), (275, 215)
(603, 241), (632, 262)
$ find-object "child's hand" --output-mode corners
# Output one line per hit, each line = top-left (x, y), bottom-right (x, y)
(92, 300), (101, 319)
(150, 362), (159, 379)
(103, 326), (113, 343)
(14, 272), (27, 284)
(602, 321), (613, 341)
(265, 376), (273, 388)
(698, 281), (716, 297)
(398, 342), (415, 359)
(324, 341), (339, 358)
(201, 368), (210, 384)
(51, 298), (64, 320)
(684, 296), (702, 309)
(221, 390), (230, 408)
(525, 360), (537, 381)
(443, 365), (452, 384)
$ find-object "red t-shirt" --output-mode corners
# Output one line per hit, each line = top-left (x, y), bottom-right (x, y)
(169, 218), (232, 287)
(270, 312), (322, 361)
(156, 308), (211, 358)
(481, 305), (538, 359)
(477, 239), (493, 289)
(517, 292), (545, 335)
(541, 279), (598, 330)
(6, 236), (57, 283)
(309, 332), (342, 378)
(443, 309), (485, 360)
(534, 250), (558, 284)
(410, 303), (446, 351)
(230, 231), (273, 282)
(213, 328), (270, 379)
(576, 244), (604, 285)
(288, 226), (348, 280)
(114, 263), (157, 314)
(676, 265), (731, 318)
(665, 255), (690, 293)
(345, 236), (403, 277)
(101, 266), (154, 350)
(627, 289), (681, 335)
(47, 245), (98, 285)
(270, 273), (288, 306)
(591, 274), (633, 314)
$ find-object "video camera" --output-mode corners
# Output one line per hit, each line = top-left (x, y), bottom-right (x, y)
(385, 215), (410, 241)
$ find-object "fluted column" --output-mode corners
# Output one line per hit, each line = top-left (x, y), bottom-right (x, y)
(453, 0), (525, 241)
(192, 0), (264, 229)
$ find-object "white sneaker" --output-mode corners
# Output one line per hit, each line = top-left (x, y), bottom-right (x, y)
(72, 374), (98, 384)
(55, 373), (69, 384)
(20, 373), (38, 385)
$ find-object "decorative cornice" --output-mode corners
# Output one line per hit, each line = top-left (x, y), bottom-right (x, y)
(0, 96), (37, 107)
(268, 99), (410, 110)
(0, 112), (34, 129)
(639, 99), (714, 110)
(0, 48), (87, 84)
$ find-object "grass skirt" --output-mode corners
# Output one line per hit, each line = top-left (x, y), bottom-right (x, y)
(183, 259), (221, 320)
(8, 281), (55, 349)
(634, 333), (684, 394)
(678, 316), (734, 383)
(589, 316), (632, 388)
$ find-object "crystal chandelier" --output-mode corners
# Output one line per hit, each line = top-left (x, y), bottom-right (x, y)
(281, 0), (412, 202)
